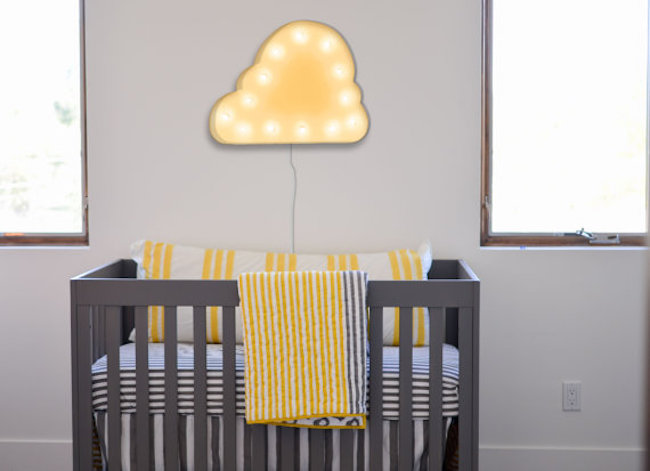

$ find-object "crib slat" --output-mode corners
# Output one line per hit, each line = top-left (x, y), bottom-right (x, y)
(193, 306), (208, 471)
(398, 307), (413, 471)
(92, 306), (103, 361)
(222, 305), (237, 470)
(368, 306), (383, 471)
(135, 307), (150, 471)
(252, 425), (267, 470)
(458, 307), (473, 471)
(99, 310), (106, 360)
(280, 427), (295, 471)
(339, 429), (354, 471)
(309, 429), (324, 470)
(106, 306), (122, 471)
(428, 307), (444, 470)
(164, 306), (179, 470)
(74, 304), (93, 471)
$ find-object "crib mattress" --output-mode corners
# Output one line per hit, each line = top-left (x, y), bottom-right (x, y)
(91, 343), (459, 419)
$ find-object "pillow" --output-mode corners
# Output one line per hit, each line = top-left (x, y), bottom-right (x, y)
(131, 240), (432, 346)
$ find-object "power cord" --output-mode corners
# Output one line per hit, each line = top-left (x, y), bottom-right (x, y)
(289, 144), (297, 253)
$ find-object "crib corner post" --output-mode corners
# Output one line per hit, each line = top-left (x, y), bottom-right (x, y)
(70, 280), (79, 471)
(471, 281), (480, 471)
(458, 281), (480, 471)
(71, 280), (93, 471)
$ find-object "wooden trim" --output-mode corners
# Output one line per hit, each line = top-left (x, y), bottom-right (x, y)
(480, 0), (647, 248)
(480, 0), (492, 248)
(1, 0), (88, 248)
(79, 0), (89, 246)
(0, 234), (88, 246)
(483, 234), (646, 247)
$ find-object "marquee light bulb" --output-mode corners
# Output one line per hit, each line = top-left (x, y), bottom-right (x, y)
(268, 44), (285, 59)
(325, 120), (340, 136)
(293, 28), (308, 44)
(258, 70), (272, 85)
(333, 64), (346, 79)
(236, 122), (252, 136)
(296, 122), (309, 136)
(242, 94), (257, 107)
(264, 120), (280, 135)
(321, 36), (336, 52)
(219, 110), (233, 123)
(347, 114), (362, 128)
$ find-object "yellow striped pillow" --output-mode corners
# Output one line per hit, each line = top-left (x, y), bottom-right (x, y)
(131, 240), (432, 345)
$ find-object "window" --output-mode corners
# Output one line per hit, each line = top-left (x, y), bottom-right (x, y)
(0, 0), (87, 245)
(482, 0), (648, 246)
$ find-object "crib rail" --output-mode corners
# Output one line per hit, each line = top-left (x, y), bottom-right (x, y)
(71, 259), (479, 471)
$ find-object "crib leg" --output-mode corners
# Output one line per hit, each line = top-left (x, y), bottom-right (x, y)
(458, 306), (476, 471)
(72, 302), (94, 471)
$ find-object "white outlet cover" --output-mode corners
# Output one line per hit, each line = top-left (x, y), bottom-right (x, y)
(563, 381), (581, 411)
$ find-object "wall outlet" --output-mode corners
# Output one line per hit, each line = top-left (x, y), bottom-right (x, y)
(563, 381), (581, 411)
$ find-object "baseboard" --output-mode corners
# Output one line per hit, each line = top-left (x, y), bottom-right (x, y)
(0, 439), (644, 471)
(0, 439), (72, 471)
(480, 445), (645, 471)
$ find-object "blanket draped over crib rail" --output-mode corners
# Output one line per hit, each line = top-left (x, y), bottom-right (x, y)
(238, 270), (368, 429)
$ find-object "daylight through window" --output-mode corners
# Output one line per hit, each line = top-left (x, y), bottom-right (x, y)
(482, 0), (648, 246)
(0, 0), (86, 244)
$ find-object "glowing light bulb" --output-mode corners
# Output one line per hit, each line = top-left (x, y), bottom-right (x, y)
(325, 120), (340, 136)
(346, 115), (362, 129)
(257, 69), (272, 85)
(219, 109), (233, 123)
(264, 120), (280, 136)
(236, 122), (252, 136)
(241, 93), (257, 108)
(339, 91), (352, 106)
(320, 36), (336, 52)
(293, 28), (308, 44)
(333, 64), (346, 79)
(268, 44), (285, 60)
(295, 122), (309, 137)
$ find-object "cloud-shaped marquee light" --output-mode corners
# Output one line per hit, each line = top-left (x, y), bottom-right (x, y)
(209, 21), (369, 144)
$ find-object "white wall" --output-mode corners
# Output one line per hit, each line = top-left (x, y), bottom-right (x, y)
(0, 0), (646, 469)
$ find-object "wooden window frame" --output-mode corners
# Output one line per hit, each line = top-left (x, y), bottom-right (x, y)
(480, 0), (647, 247)
(0, 0), (88, 247)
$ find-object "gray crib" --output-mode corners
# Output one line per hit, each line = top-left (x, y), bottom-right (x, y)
(71, 259), (479, 470)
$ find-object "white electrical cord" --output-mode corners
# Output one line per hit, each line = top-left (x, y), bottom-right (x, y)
(289, 144), (297, 253)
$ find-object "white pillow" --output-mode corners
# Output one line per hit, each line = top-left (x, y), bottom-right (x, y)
(131, 240), (433, 345)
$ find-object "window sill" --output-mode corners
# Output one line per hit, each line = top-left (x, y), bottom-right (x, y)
(0, 245), (89, 250)
(480, 245), (647, 251)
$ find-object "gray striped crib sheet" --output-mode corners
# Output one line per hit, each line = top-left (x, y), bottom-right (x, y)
(91, 343), (460, 419)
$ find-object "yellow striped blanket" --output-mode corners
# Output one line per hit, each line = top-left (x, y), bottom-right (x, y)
(238, 270), (368, 429)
